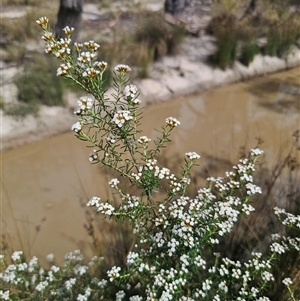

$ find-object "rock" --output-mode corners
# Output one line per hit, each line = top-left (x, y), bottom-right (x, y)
(212, 67), (237, 86)
(136, 78), (172, 104)
(260, 55), (286, 73)
(286, 46), (300, 68)
(233, 61), (258, 80)
(161, 70), (197, 95)
(179, 58), (214, 90)
(1, 83), (19, 105)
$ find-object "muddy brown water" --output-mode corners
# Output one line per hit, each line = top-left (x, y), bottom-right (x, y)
(2, 66), (300, 264)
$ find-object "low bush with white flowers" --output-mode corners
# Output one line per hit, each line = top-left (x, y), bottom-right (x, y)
(0, 17), (299, 301)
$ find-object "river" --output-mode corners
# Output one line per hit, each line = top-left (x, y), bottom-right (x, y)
(1, 66), (299, 264)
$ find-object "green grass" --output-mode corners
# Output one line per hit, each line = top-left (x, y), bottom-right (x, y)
(208, 0), (300, 69)
(12, 55), (65, 116)
(89, 10), (185, 78)
(239, 42), (260, 66)
(264, 15), (300, 57)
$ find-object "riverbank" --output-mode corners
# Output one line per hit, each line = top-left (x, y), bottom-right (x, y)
(1, 31), (300, 151)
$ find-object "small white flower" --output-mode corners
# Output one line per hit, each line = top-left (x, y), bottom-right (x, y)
(57, 63), (72, 76)
(107, 266), (121, 282)
(146, 158), (157, 170)
(245, 183), (262, 195)
(0, 290), (10, 301)
(77, 96), (94, 110)
(97, 203), (115, 216)
(82, 67), (100, 78)
(181, 177), (191, 185)
(74, 265), (88, 276)
(77, 51), (96, 63)
(94, 61), (107, 71)
(11, 251), (23, 262)
(50, 265), (60, 273)
(127, 252), (139, 266)
(55, 47), (71, 58)
(36, 16), (49, 26)
(210, 238), (219, 244)
(185, 151), (200, 160)
(89, 150), (98, 162)
(165, 117), (180, 127)
(109, 178), (120, 188)
(42, 31), (54, 41)
(63, 26), (75, 36)
(270, 242), (286, 254)
(116, 290), (126, 301)
(250, 148), (264, 156)
(74, 42), (83, 51)
(36, 280), (49, 292)
(131, 98), (141, 105)
(112, 110), (133, 128)
(87, 196), (101, 207)
(84, 40), (100, 51)
(58, 38), (71, 48)
(114, 64), (131, 73)
(138, 136), (151, 144)
(46, 253), (55, 262)
(242, 204), (255, 215)
(282, 277), (293, 286)
(98, 279), (108, 288)
(65, 278), (76, 290)
(261, 271), (274, 282)
(71, 122), (82, 133)
(124, 84), (138, 98)
(106, 133), (117, 144)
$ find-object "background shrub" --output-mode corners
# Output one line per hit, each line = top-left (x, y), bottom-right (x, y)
(15, 55), (65, 109)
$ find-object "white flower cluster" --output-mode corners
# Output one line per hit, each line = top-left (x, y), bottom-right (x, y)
(124, 84), (138, 99)
(109, 178), (120, 188)
(78, 51), (97, 64)
(0, 290), (9, 300)
(11, 251), (23, 262)
(126, 251), (139, 266)
(106, 133), (117, 144)
(89, 150), (98, 162)
(82, 67), (100, 78)
(185, 151), (201, 160)
(74, 96), (94, 116)
(0, 249), (111, 300)
(120, 195), (140, 212)
(71, 121), (82, 133)
(250, 148), (264, 156)
(112, 110), (133, 128)
(138, 136), (151, 144)
(57, 62), (72, 76)
(165, 117), (180, 127)
(274, 207), (300, 229)
(87, 196), (115, 216)
(282, 277), (293, 286)
(114, 64), (131, 73)
(123, 85), (141, 105)
(107, 266), (121, 282)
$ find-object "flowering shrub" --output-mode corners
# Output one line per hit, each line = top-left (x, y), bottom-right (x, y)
(0, 17), (299, 301)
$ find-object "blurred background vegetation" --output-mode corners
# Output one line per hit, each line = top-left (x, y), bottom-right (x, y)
(0, 0), (299, 116)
